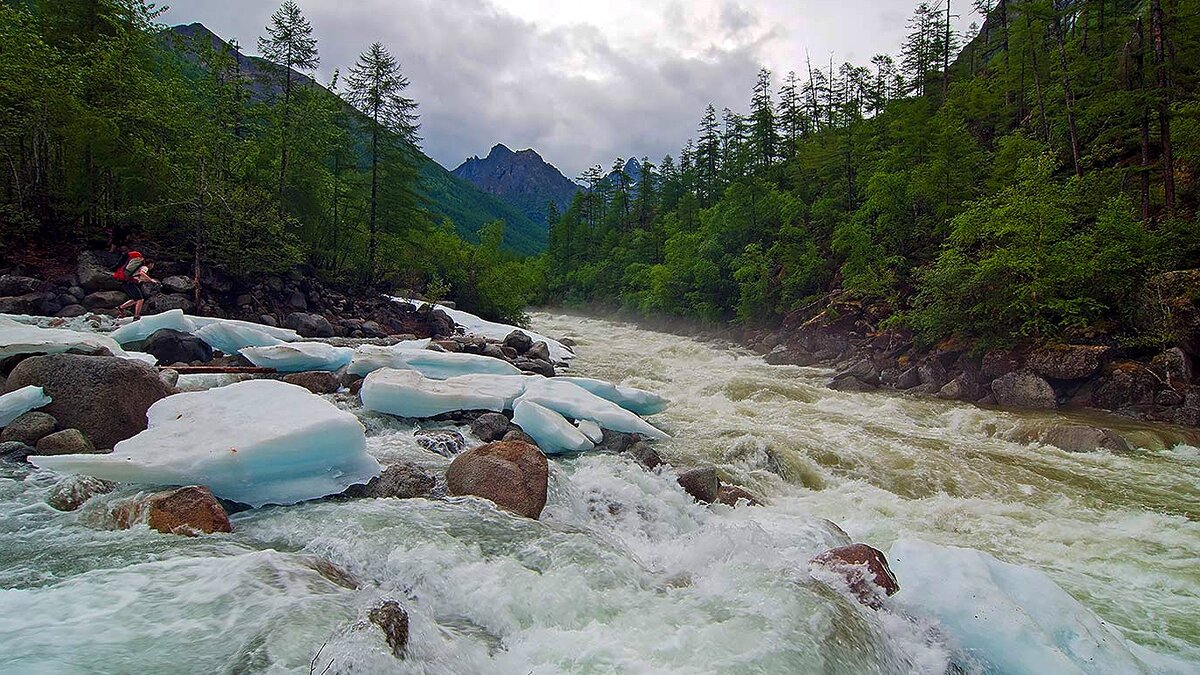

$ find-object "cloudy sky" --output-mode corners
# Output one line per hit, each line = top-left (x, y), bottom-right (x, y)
(163, 1), (981, 178)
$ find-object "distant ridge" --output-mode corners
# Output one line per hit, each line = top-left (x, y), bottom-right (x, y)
(452, 144), (581, 225)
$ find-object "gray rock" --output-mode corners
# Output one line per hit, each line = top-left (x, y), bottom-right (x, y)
(937, 374), (981, 402)
(527, 341), (551, 362)
(55, 304), (87, 318)
(4, 353), (173, 449)
(1026, 344), (1112, 380)
(481, 343), (508, 360)
(143, 328), (212, 365)
(895, 367), (922, 390)
(143, 293), (194, 315)
(677, 467), (720, 503)
(1040, 425), (1134, 453)
(1, 411), (57, 445)
(471, 412), (511, 442)
(991, 369), (1058, 409)
(828, 373), (876, 392)
(514, 358), (555, 377)
(342, 462), (435, 500)
(0, 441), (35, 463)
(285, 290), (308, 311)
(83, 290), (127, 309)
(160, 276), (195, 295)
(414, 429), (466, 457)
(1152, 347), (1193, 386)
(504, 330), (533, 353)
(626, 441), (663, 470)
(282, 371), (340, 394)
(158, 368), (180, 388)
(76, 251), (122, 292)
(35, 428), (96, 455)
(0, 275), (41, 296)
(285, 312), (335, 338)
(46, 475), (117, 511)
(0, 292), (48, 314)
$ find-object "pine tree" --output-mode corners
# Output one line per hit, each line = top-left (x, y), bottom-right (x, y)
(750, 68), (776, 169)
(777, 70), (805, 158)
(696, 105), (721, 204)
(258, 1), (319, 208)
(345, 42), (419, 279)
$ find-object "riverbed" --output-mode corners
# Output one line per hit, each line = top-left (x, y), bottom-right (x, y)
(1, 311), (1197, 673)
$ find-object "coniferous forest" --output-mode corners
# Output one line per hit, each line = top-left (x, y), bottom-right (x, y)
(544, 0), (1200, 350)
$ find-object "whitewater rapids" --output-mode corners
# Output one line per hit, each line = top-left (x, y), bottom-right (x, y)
(0, 311), (1197, 673)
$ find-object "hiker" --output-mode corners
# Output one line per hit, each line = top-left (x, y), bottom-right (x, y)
(113, 251), (158, 319)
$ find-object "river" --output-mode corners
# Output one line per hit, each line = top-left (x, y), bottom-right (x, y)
(1, 311), (1198, 673)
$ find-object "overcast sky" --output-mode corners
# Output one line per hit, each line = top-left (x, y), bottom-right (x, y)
(162, 1), (982, 178)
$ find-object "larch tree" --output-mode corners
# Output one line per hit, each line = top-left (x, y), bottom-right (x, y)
(258, 1), (319, 210)
(750, 67), (777, 169)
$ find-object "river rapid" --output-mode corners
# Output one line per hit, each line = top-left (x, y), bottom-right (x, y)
(1, 311), (1198, 673)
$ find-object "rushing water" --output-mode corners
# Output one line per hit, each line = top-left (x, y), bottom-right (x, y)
(1, 311), (1199, 673)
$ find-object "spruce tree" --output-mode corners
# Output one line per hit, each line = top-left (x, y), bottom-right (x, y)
(258, 1), (319, 208)
(750, 68), (776, 169)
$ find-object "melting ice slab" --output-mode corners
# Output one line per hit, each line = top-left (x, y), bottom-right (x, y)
(31, 380), (379, 508)
(109, 309), (197, 345)
(360, 369), (525, 418)
(348, 345), (517, 379)
(888, 539), (1180, 675)
(556, 376), (669, 416)
(513, 399), (594, 454)
(0, 322), (128, 359)
(0, 386), (52, 427)
(520, 378), (669, 440)
(241, 343), (353, 372)
(193, 322), (285, 355)
(390, 297), (575, 362)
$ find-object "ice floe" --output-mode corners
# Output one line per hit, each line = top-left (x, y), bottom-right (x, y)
(0, 386), (52, 427)
(390, 297), (575, 362)
(0, 321), (128, 360)
(348, 347), (521, 380)
(193, 322), (285, 355)
(241, 343), (353, 373)
(519, 377), (669, 440)
(109, 309), (197, 345)
(556, 376), (669, 416)
(360, 369), (526, 419)
(513, 399), (594, 454)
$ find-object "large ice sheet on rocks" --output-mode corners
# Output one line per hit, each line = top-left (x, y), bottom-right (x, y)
(349, 347), (520, 379)
(241, 343), (352, 372)
(361, 369), (526, 418)
(344, 341), (433, 376)
(0, 322), (127, 359)
(31, 380), (378, 508)
(888, 539), (1172, 674)
(556, 376), (669, 416)
(109, 309), (197, 345)
(185, 316), (301, 342)
(519, 377), (669, 440)
(513, 399), (594, 454)
(0, 386), (52, 427)
(194, 322), (285, 355)
(391, 297), (575, 362)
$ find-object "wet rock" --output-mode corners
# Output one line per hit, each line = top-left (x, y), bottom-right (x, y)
(342, 462), (435, 499)
(514, 357), (555, 377)
(597, 429), (639, 454)
(764, 345), (817, 366)
(626, 440), (663, 470)
(4, 353), (173, 449)
(917, 361), (949, 390)
(160, 276), (195, 295)
(83, 290), (127, 309)
(143, 293), (194, 315)
(1, 411), (57, 445)
(115, 486), (232, 536)
(843, 358), (879, 385)
(1026, 344), (1112, 380)
(446, 440), (548, 519)
(36, 428), (96, 455)
(811, 543), (900, 609)
(828, 373), (876, 392)
(502, 429), (537, 445)
(414, 428), (466, 457)
(302, 556), (359, 590)
(1090, 362), (1160, 410)
(143, 328), (212, 366)
(282, 371), (340, 394)
(0, 441), (35, 463)
(368, 600), (409, 659)
(76, 251), (122, 292)
(895, 367), (922, 390)
(284, 312), (335, 338)
(990, 369), (1057, 409)
(717, 484), (763, 507)
(45, 475), (117, 511)
(56, 304), (87, 318)
(677, 467), (720, 504)
(527, 341), (551, 362)
(937, 373), (981, 402)
(481, 343), (507, 360)
(470, 412), (511, 442)
(504, 330), (533, 353)
(1152, 347), (1193, 387)
(1040, 425), (1134, 453)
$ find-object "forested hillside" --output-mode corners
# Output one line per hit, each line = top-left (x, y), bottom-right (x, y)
(544, 0), (1200, 350)
(0, 1), (541, 321)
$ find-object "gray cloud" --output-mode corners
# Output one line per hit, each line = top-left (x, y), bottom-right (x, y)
(162, 0), (981, 178)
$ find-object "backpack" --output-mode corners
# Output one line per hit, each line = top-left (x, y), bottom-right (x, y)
(112, 251), (143, 282)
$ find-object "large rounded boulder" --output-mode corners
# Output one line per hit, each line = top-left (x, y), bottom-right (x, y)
(4, 353), (173, 450)
(446, 440), (548, 519)
(990, 369), (1058, 409)
(811, 543), (900, 609)
(143, 328), (213, 366)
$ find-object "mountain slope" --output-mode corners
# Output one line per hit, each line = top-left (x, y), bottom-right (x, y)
(168, 23), (545, 254)
(452, 144), (580, 225)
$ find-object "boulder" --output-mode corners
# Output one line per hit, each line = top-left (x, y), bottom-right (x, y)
(677, 467), (720, 504)
(1, 411), (57, 445)
(1026, 344), (1112, 380)
(895, 367), (922, 390)
(470, 412), (511, 442)
(35, 428), (96, 455)
(45, 475), (117, 512)
(502, 429), (537, 445)
(282, 371), (340, 394)
(504, 330), (534, 353)
(811, 543), (900, 609)
(160, 276), (195, 295)
(990, 369), (1058, 409)
(55, 305), (87, 318)
(368, 600), (409, 659)
(446, 440), (548, 519)
(0, 275), (41, 296)
(143, 328), (213, 366)
(828, 373), (876, 392)
(0, 292), (48, 314)
(414, 428), (465, 457)
(626, 440), (663, 470)
(1040, 425), (1134, 453)
(143, 293), (194, 315)
(717, 484), (763, 507)
(843, 358), (880, 385)
(980, 350), (1024, 381)
(83, 290), (128, 309)
(937, 374), (981, 402)
(285, 312), (335, 338)
(1152, 347), (1193, 386)
(4, 353), (173, 449)
(285, 290), (308, 311)
(342, 462), (436, 500)
(764, 345), (817, 366)
(0, 441), (35, 463)
(514, 357), (555, 377)
(527, 341), (551, 362)
(76, 251), (122, 292)
(116, 486), (232, 536)
(1090, 362), (1160, 410)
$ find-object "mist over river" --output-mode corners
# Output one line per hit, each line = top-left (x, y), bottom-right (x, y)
(1, 311), (1198, 673)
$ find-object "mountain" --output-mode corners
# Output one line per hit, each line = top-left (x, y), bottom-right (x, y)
(452, 144), (581, 225)
(168, 24), (546, 255)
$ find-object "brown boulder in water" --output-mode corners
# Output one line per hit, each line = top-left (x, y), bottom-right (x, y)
(677, 467), (720, 503)
(368, 599), (409, 658)
(446, 440), (548, 519)
(811, 543), (900, 609)
(114, 486), (232, 536)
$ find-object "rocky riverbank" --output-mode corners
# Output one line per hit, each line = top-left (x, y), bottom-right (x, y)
(747, 273), (1200, 432)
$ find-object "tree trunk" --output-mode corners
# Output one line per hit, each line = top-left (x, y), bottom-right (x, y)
(278, 47), (293, 213)
(1151, 0), (1176, 217)
(1026, 13), (1050, 142)
(194, 158), (205, 309)
(367, 114), (380, 280)
(1132, 18), (1152, 221)
(1053, 16), (1084, 177)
